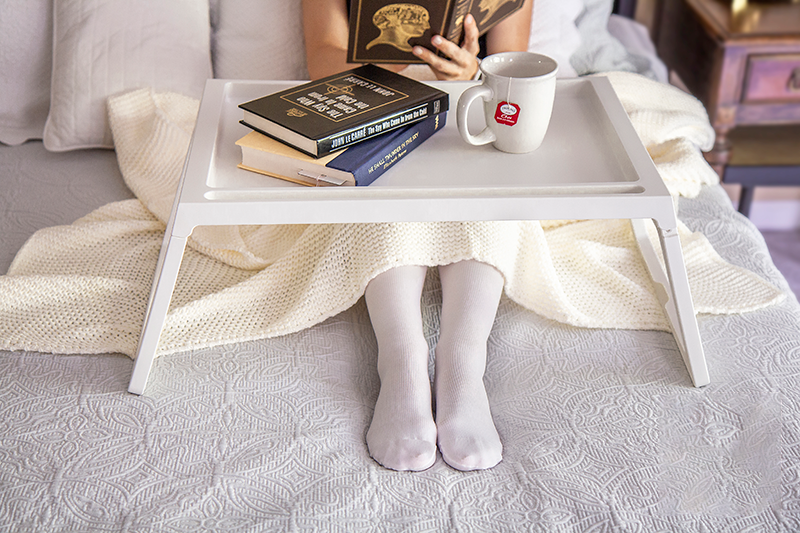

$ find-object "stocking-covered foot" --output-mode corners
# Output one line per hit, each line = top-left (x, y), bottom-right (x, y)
(364, 265), (437, 471)
(366, 359), (437, 471)
(435, 371), (502, 471)
(434, 260), (505, 471)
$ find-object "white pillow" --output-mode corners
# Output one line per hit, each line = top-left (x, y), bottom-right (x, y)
(44, 0), (213, 152)
(211, 0), (309, 81)
(607, 14), (668, 83)
(527, 0), (582, 78)
(570, 0), (656, 79)
(0, 0), (52, 145)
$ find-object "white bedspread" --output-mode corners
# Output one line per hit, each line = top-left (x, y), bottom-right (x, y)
(0, 72), (783, 358)
(1, 181), (798, 529)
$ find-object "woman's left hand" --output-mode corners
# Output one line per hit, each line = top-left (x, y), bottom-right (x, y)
(412, 14), (481, 81)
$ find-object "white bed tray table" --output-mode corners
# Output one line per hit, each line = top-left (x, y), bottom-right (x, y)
(128, 77), (710, 394)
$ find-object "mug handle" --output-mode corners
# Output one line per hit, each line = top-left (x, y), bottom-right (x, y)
(456, 84), (497, 146)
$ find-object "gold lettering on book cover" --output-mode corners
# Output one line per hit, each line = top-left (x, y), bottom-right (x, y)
(366, 4), (430, 52)
(287, 108), (308, 117)
(280, 73), (411, 122)
(324, 82), (356, 97)
(478, 0), (513, 24)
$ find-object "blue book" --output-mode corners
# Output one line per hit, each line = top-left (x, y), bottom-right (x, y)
(236, 112), (446, 186)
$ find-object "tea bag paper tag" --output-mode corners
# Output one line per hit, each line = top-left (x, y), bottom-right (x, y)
(494, 102), (520, 126)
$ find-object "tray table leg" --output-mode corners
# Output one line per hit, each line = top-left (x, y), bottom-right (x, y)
(128, 232), (187, 395)
(631, 219), (710, 387)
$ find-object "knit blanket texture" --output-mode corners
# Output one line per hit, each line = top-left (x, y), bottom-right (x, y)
(0, 72), (784, 357)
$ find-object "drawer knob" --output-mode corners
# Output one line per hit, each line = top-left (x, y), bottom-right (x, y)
(790, 68), (800, 93)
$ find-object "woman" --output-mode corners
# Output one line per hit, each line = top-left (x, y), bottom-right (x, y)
(303, 0), (532, 80)
(300, 0), (533, 472)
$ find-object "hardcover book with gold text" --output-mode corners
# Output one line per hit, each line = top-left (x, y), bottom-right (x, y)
(238, 64), (449, 157)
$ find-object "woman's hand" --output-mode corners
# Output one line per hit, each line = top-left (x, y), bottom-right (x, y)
(411, 14), (481, 81)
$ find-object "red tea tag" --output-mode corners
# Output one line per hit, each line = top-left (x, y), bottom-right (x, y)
(494, 101), (520, 126)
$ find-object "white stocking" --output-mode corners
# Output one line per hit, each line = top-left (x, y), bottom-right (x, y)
(364, 265), (437, 471)
(435, 260), (504, 471)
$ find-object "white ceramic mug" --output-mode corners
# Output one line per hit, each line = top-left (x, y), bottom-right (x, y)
(457, 52), (558, 153)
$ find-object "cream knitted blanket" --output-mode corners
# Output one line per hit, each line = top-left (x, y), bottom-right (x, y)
(0, 72), (784, 358)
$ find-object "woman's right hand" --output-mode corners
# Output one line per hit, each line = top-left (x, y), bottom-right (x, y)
(411, 14), (481, 81)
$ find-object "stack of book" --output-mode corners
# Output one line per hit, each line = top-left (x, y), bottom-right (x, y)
(235, 64), (450, 187)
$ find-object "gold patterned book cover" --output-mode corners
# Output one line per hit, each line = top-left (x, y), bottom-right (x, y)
(238, 64), (449, 157)
(347, 0), (525, 64)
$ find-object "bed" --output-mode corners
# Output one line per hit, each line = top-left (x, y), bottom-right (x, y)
(1, 0), (799, 530)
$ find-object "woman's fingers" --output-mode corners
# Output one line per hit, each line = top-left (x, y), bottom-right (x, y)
(412, 43), (470, 80)
(461, 14), (480, 56)
(412, 15), (481, 81)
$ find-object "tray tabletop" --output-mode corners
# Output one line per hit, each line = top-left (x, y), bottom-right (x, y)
(168, 77), (675, 233)
(189, 77), (667, 196)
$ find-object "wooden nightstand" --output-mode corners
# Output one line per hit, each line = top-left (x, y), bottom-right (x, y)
(654, 0), (800, 215)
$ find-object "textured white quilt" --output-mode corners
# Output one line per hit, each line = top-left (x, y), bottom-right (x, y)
(1, 188), (798, 529)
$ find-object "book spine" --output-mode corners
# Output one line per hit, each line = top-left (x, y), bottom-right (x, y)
(348, 112), (447, 186)
(317, 93), (449, 156)
(445, 0), (474, 43)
